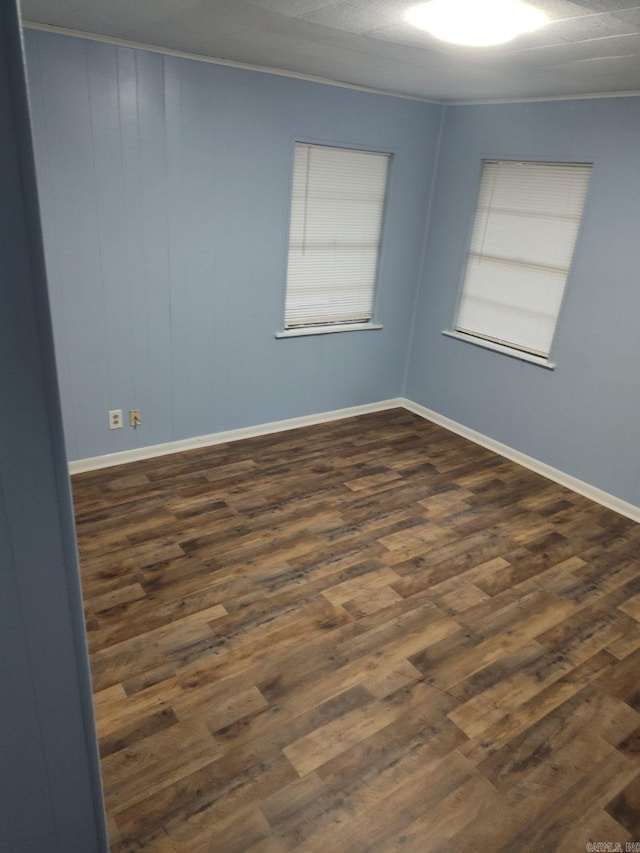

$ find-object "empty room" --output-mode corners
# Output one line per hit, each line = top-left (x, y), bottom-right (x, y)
(4, 0), (640, 850)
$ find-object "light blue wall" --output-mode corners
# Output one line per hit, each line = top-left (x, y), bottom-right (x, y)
(25, 31), (640, 507)
(0, 4), (106, 850)
(406, 97), (640, 507)
(24, 29), (443, 462)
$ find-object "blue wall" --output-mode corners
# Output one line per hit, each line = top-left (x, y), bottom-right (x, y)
(0, 5), (105, 851)
(406, 97), (640, 507)
(24, 29), (443, 462)
(24, 30), (640, 508)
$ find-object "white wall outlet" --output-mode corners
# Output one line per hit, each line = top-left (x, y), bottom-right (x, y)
(108, 409), (123, 430)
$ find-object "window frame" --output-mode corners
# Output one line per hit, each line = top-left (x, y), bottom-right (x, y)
(444, 156), (594, 368)
(277, 137), (393, 339)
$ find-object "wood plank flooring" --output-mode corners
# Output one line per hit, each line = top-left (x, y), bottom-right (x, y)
(72, 408), (640, 851)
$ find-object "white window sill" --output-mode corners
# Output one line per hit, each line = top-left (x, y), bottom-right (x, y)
(276, 322), (383, 339)
(442, 329), (556, 370)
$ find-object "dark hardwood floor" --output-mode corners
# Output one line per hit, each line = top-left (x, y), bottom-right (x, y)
(72, 408), (640, 851)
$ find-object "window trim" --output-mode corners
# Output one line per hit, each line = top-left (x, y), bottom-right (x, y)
(277, 137), (393, 337)
(445, 156), (593, 367)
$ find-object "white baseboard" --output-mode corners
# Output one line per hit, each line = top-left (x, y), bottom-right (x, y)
(400, 397), (640, 524)
(69, 395), (640, 524)
(68, 398), (406, 474)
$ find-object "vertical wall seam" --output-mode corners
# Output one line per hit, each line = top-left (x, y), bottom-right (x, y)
(86, 39), (115, 451)
(161, 55), (176, 442)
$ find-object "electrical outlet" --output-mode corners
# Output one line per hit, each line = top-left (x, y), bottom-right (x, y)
(108, 409), (123, 429)
(129, 409), (142, 428)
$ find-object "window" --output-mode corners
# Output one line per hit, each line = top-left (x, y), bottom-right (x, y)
(453, 159), (592, 361)
(283, 142), (390, 332)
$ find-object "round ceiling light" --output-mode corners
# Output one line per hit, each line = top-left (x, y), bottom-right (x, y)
(405, 0), (549, 46)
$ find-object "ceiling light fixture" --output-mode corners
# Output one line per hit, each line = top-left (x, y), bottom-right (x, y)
(405, 0), (549, 47)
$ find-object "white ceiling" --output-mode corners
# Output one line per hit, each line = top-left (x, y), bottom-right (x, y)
(20, 0), (640, 102)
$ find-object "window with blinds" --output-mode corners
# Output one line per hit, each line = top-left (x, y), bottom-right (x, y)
(456, 160), (592, 359)
(284, 142), (390, 329)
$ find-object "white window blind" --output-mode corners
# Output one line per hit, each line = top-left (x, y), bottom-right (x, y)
(456, 160), (592, 358)
(284, 142), (390, 329)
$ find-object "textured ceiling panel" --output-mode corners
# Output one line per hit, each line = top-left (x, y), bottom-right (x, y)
(247, 0), (342, 13)
(299, 1), (406, 32)
(56, 0), (208, 30)
(20, 0), (84, 20)
(572, 0), (640, 11)
(513, 32), (640, 62)
(20, 0), (640, 101)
